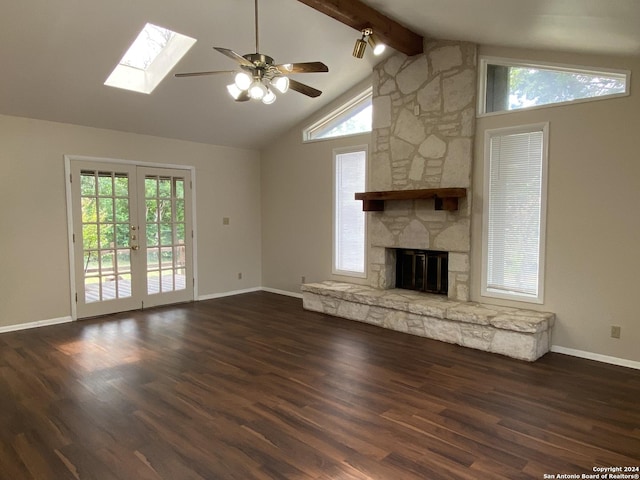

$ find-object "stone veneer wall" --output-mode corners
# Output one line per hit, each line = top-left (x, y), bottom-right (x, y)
(368, 41), (477, 302)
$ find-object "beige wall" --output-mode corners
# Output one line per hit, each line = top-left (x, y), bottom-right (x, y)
(0, 114), (261, 328)
(472, 46), (640, 363)
(261, 80), (373, 294)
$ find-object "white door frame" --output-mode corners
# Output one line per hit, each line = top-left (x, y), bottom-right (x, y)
(64, 154), (199, 320)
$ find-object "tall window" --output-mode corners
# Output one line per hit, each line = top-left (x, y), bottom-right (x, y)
(333, 147), (367, 277)
(482, 123), (548, 303)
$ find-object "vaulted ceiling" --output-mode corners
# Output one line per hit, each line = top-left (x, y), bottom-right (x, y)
(1, 0), (638, 150)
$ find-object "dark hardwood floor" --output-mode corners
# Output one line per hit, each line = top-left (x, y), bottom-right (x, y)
(1, 292), (638, 479)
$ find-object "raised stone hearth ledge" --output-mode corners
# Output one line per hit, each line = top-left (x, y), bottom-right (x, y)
(301, 281), (555, 361)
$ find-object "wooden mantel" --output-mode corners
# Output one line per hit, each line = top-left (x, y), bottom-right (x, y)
(355, 188), (466, 212)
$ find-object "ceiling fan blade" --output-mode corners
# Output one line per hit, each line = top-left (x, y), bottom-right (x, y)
(276, 62), (329, 74)
(288, 79), (322, 98)
(213, 47), (255, 67)
(175, 70), (235, 78)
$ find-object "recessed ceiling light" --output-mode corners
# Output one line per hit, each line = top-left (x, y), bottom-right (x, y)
(105, 23), (196, 94)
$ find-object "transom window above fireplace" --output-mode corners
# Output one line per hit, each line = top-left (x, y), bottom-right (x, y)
(303, 87), (372, 142)
(478, 56), (629, 115)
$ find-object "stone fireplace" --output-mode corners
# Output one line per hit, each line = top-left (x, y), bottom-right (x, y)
(368, 41), (476, 302)
(301, 40), (555, 361)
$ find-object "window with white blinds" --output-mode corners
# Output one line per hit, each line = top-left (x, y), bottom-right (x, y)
(482, 123), (548, 303)
(333, 147), (367, 277)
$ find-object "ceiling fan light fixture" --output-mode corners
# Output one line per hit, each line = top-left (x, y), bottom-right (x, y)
(271, 75), (289, 94)
(227, 84), (250, 102)
(248, 80), (267, 100)
(262, 89), (277, 104)
(227, 83), (243, 99)
(234, 71), (252, 90)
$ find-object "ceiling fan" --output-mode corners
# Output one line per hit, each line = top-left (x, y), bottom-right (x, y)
(175, 0), (329, 104)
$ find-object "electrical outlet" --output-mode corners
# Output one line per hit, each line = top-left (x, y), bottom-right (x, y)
(237, 272), (242, 280)
(223, 217), (230, 225)
(610, 325), (621, 339)
(301, 276), (306, 284)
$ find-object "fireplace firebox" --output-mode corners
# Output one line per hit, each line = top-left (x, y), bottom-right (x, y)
(395, 249), (448, 295)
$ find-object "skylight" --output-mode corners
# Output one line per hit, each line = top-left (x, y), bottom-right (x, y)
(105, 23), (196, 94)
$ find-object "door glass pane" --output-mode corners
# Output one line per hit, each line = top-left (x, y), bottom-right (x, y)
(116, 224), (130, 247)
(176, 200), (184, 222)
(117, 249), (131, 273)
(146, 224), (158, 247)
(158, 178), (171, 198)
(83, 224), (98, 250)
(146, 199), (158, 222)
(175, 268), (186, 291)
(159, 200), (172, 222)
(99, 198), (114, 222)
(99, 225), (114, 249)
(81, 198), (97, 222)
(83, 251), (98, 275)
(147, 248), (159, 269)
(175, 245), (185, 268)
(145, 178), (157, 198)
(160, 223), (172, 246)
(85, 276), (99, 303)
(114, 175), (128, 197)
(115, 198), (129, 222)
(81, 174), (96, 196)
(175, 244), (186, 291)
(102, 277), (117, 300)
(161, 247), (173, 268)
(160, 269), (173, 292)
(119, 273), (132, 299)
(148, 271), (160, 294)
(100, 250), (114, 276)
(98, 174), (113, 196)
(176, 223), (185, 243)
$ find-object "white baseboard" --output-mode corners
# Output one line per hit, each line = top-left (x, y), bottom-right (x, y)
(0, 316), (73, 334)
(551, 345), (640, 370)
(198, 287), (262, 301)
(261, 287), (303, 299)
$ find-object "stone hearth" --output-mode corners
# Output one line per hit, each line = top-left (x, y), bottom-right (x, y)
(302, 282), (555, 361)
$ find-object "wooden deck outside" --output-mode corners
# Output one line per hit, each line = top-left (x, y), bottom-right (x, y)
(85, 274), (186, 302)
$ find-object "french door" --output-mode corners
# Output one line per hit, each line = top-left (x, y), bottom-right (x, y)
(68, 160), (193, 318)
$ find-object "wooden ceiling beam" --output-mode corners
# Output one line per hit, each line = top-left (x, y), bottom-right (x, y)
(295, 0), (424, 56)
